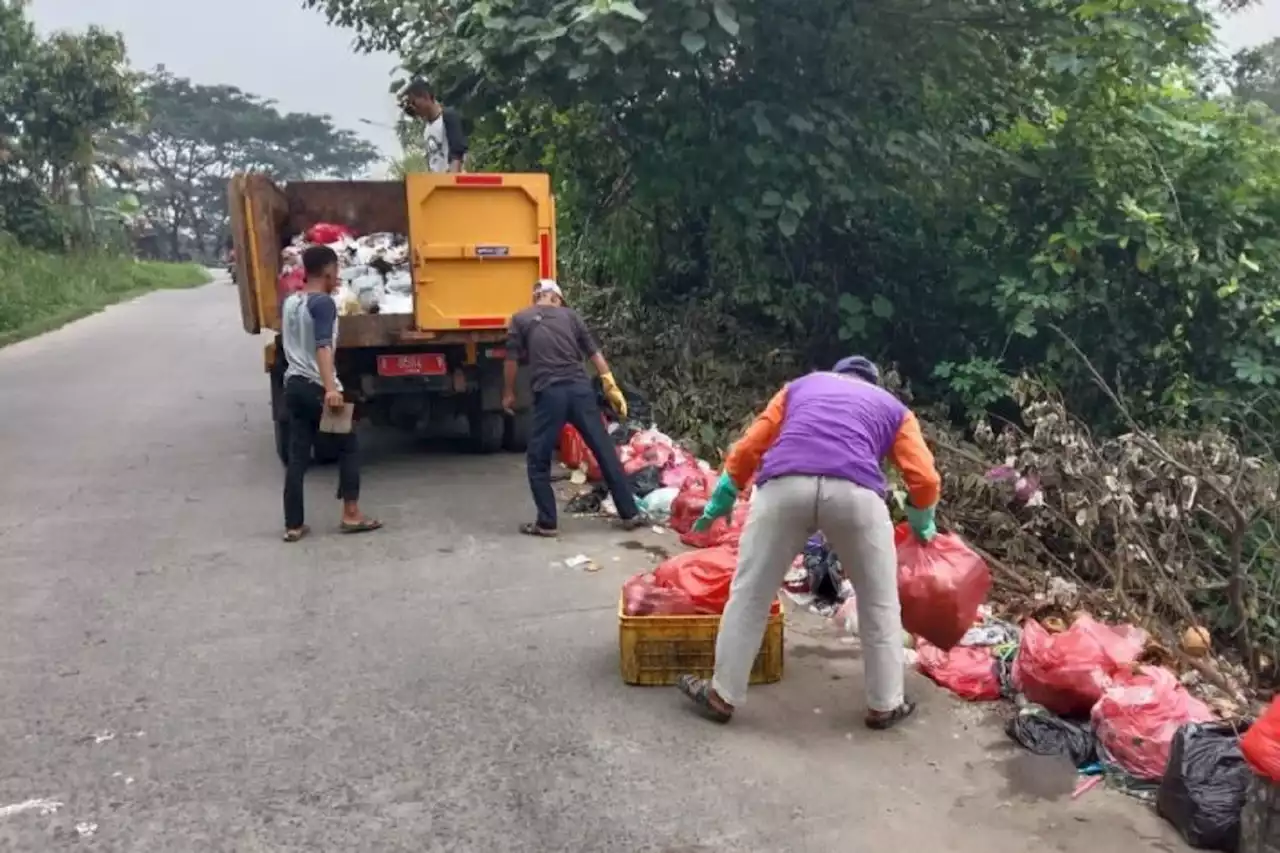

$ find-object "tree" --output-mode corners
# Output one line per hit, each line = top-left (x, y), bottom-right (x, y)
(1, 0), (137, 248)
(1234, 37), (1280, 113)
(110, 67), (382, 260)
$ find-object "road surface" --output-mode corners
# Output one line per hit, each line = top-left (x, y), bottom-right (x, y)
(0, 279), (1187, 852)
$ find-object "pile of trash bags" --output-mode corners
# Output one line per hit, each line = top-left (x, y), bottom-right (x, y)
(914, 591), (1279, 852)
(277, 222), (412, 317)
(623, 546), (783, 617)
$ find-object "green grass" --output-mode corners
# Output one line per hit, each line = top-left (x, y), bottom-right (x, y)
(0, 240), (211, 346)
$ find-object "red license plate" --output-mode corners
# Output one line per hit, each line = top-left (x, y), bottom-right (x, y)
(377, 353), (447, 377)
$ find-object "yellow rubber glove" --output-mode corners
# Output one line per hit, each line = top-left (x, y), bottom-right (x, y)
(600, 372), (628, 419)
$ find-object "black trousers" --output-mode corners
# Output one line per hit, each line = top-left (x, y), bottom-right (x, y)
(527, 379), (638, 529)
(283, 377), (359, 530)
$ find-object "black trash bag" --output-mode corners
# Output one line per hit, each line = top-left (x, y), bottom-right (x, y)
(804, 533), (845, 606)
(1157, 722), (1251, 852)
(565, 487), (605, 514)
(1006, 705), (1098, 768)
(627, 465), (662, 498)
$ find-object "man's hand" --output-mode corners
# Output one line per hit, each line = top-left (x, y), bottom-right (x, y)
(324, 389), (345, 410)
(502, 390), (516, 414)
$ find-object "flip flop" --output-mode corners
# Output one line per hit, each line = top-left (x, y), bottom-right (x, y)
(865, 699), (917, 731)
(519, 522), (558, 538)
(613, 515), (648, 531)
(339, 518), (383, 535)
(283, 525), (311, 543)
(677, 675), (733, 724)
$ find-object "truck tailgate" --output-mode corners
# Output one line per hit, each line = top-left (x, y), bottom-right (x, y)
(406, 173), (555, 332)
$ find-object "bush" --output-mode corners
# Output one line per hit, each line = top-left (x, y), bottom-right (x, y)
(0, 235), (209, 345)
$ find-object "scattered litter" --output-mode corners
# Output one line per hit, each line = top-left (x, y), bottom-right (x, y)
(0, 798), (63, 819)
(1157, 722), (1251, 852)
(651, 525), (668, 536)
(1180, 626), (1212, 659)
(1006, 704), (1098, 768)
(74, 821), (97, 839)
(1073, 775), (1104, 799)
(565, 489), (603, 514)
(92, 731), (115, 745)
(803, 533), (848, 609)
(959, 620), (1018, 648)
(565, 555), (600, 573)
(570, 470), (588, 486)
(637, 487), (679, 523)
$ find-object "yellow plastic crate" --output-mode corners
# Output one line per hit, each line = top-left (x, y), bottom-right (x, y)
(618, 595), (785, 687)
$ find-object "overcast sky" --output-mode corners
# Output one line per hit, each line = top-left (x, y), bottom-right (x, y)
(25, 0), (1280, 163)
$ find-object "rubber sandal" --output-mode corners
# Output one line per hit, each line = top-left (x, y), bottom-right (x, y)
(339, 518), (383, 535)
(677, 675), (733, 724)
(613, 515), (648, 531)
(865, 699), (917, 731)
(283, 525), (310, 543)
(519, 522), (558, 538)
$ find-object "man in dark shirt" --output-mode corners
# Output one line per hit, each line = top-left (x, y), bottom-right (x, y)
(504, 279), (642, 536)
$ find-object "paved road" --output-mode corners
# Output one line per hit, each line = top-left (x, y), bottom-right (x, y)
(0, 279), (1186, 852)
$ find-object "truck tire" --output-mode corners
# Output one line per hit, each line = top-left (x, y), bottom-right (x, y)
(503, 410), (531, 453)
(470, 411), (505, 454)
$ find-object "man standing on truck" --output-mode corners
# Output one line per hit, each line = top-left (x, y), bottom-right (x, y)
(503, 279), (644, 537)
(280, 245), (382, 542)
(402, 80), (467, 173)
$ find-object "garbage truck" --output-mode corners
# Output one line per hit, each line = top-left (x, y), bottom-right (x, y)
(228, 173), (550, 462)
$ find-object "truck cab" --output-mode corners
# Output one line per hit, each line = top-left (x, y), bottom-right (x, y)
(228, 173), (553, 460)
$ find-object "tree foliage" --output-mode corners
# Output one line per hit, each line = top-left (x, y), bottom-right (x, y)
(109, 68), (382, 261)
(0, 0), (137, 249)
(307, 0), (1280, 431)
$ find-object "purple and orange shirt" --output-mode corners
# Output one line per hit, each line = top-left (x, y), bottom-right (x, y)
(723, 371), (940, 509)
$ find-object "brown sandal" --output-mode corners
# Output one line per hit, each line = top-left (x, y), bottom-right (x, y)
(340, 518), (383, 535)
(519, 522), (558, 538)
(283, 525), (311, 543)
(677, 675), (734, 724)
(865, 700), (917, 731)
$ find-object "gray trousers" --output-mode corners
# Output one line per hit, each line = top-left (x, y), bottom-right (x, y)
(712, 475), (905, 712)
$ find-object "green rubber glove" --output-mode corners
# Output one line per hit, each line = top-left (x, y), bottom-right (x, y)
(905, 504), (937, 543)
(691, 472), (739, 532)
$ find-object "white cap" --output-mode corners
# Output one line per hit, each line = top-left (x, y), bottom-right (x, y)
(534, 278), (563, 298)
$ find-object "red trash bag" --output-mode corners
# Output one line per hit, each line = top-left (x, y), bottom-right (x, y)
(670, 472), (715, 534)
(895, 523), (991, 651)
(1242, 697), (1280, 783)
(622, 572), (697, 616)
(305, 222), (354, 244)
(1012, 615), (1147, 717)
(559, 425), (590, 470)
(1092, 666), (1214, 781)
(652, 547), (780, 616)
(277, 267), (304, 303)
(916, 641), (1001, 701)
(680, 501), (750, 550)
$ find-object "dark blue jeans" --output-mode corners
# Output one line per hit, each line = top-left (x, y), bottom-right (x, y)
(527, 380), (638, 529)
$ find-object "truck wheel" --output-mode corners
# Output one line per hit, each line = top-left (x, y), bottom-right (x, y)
(503, 410), (531, 453)
(470, 411), (505, 454)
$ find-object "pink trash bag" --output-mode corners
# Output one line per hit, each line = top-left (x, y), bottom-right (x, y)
(1013, 615), (1147, 717)
(895, 524), (992, 650)
(1092, 665), (1213, 781)
(916, 641), (1002, 702)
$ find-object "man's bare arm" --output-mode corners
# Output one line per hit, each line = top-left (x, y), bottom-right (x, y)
(316, 346), (339, 393)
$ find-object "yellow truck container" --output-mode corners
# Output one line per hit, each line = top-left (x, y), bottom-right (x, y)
(228, 173), (554, 461)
